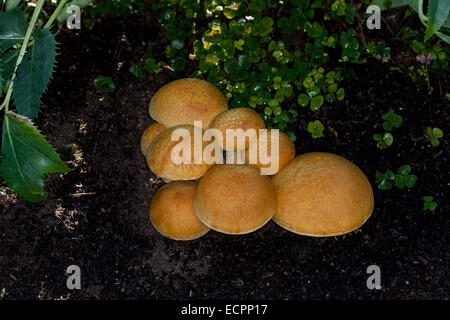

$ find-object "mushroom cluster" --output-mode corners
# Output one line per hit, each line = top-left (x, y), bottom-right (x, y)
(142, 78), (374, 240)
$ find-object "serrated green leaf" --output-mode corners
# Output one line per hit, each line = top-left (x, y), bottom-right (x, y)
(0, 8), (27, 53)
(13, 27), (57, 118)
(1, 112), (70, 203)
(425, 0), (450, 41)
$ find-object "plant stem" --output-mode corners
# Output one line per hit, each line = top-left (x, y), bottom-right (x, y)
(44, 0), (69, 29)
(0, 0), (46, 112)
(417, 0), (428, 26)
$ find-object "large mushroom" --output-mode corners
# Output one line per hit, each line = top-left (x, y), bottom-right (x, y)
(194, 164), (276, 234)
(140, 122), (166, 156)
(146, 125), (220, 181)
(150, 181), (210, 240)
(244, 129), (295, 175)
(208, 107), (265, 151)
(149, 78), (228, 128)
(272, 152), (374, 236)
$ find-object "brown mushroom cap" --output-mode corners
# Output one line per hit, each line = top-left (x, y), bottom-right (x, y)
(140, 122), (166, 156)
(149, 78), (228, 128)
(146, 125), (218, 180)
(150, 181), (209, 240)
(272, 152), (374, 237)
(208, 107), (265, 151)
(194, 164), (276, 234)
(244, 129), (295, 175)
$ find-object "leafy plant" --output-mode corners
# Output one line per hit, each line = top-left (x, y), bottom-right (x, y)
(382, 109), (403, 130)
(375, 165), (417, 190)
(89, 0), (143, 17)
(425, 126), (443, 146)
(373, 132), (394, 149)
(373, 109), (402, 149)
(94, 75), (116, 92)
(0, 1), (71, 202)
(307, 120), (324, 139)
(422, 196), (437, 211)
(372, 0), (450, 43)
(143, 0), (370, 141)
(129, 52), (162, 79)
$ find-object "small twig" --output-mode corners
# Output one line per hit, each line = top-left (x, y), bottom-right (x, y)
(69, 192), (96, 197)
(381, 15), (395, 37)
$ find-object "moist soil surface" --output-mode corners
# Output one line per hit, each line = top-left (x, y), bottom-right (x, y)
(0, 13), (448, 300)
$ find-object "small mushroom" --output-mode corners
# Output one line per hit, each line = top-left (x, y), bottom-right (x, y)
(150, 181), (209, 240)
(194, 164), (276, 235)
(272, 152), (374, 237)
(208, 107), (265, 151)
(149, 78), (228, 128)
(140, 122), (166, 156)
(146, 125), (219, 180)
(244, 129), (295, 175)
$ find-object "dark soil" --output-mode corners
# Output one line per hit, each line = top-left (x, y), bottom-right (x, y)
(0, 12), (448, 300)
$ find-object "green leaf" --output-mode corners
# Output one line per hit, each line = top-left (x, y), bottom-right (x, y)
(310, 95), (324, 111)
(385, 169), (395, 180)
(392, 115), (403, 128)
(375, 171), (384, 183)
(264, 106), (272, 115)
(422, 196), (433, 202)
(13, 27), (57, 118)
(405, 175), (417, 188)
(436, 31), (450, 44)
(432, 127), (443, 138)
(397, 164), (411, 175)
(298, 93), (309, 107)
(129, 64), (145, 79)
(424, 0), (450, 41)
(0, 8), (27, 53)
(1, 112), (70, 203)
(0, 47), (20, 93)
(237, 55), (251, 70)
(428, 201), (437, 211)
(383, 132), (393, 146)
(393, 175), (405, 189)
(378, 179), (392, 190)
(93, 75), (116, 92)
(336, 87), (345, 101)
(287, 132), (297, 142)
(6, 0), (22, 11)
(171, 39), (184, 50)
(371, 0), (417, 11)
(383, 121), (394, 131)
